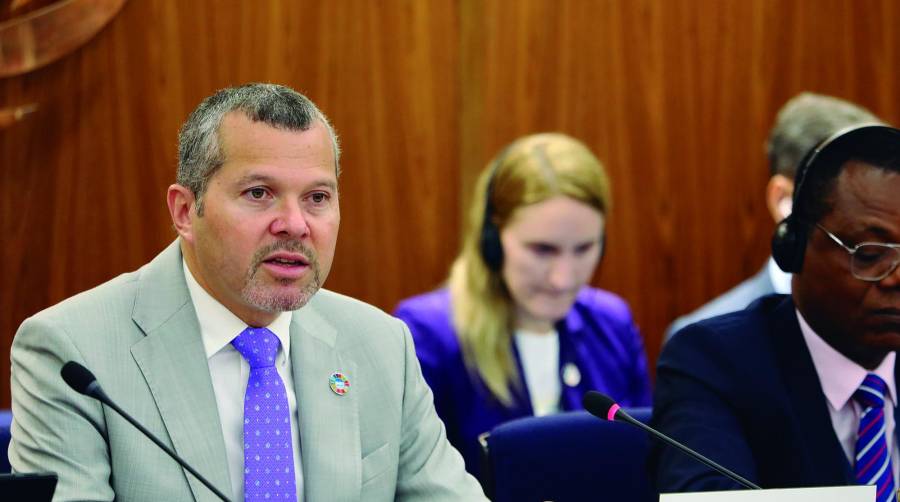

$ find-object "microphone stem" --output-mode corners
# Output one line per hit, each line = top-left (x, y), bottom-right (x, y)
(95, 391), (234, 502)
(618, 414), (762, 490)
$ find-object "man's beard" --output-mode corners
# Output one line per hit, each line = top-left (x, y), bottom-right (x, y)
(240, 240), (322, 312)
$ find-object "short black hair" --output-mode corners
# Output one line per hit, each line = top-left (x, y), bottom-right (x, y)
(795, 125), (900, 226)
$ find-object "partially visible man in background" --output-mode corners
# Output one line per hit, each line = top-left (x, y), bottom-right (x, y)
(653, 124), (900, 495)
(665, 92), (881, 341)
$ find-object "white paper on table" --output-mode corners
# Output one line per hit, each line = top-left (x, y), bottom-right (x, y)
(660, 485), (874, 502)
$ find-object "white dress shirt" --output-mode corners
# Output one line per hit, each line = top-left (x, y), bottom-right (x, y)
(514, 329), (561, 417)
(798, 309), (898, 480)
(183, 260), (304, 501)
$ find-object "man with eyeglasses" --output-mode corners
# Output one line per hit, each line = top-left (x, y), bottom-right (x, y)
(665, 93), (881, 342)
(650, 125), (900, 500)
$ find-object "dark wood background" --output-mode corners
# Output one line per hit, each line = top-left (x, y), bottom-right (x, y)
(2, 0), (899, 408)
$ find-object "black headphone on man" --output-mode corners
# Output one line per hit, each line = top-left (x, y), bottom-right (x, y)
(771, 124), (900, 273)
(479, 144), (607, 271)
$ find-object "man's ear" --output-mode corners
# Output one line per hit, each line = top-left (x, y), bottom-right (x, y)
(765, 174), (795, 223)
(167, 184), (197, 243)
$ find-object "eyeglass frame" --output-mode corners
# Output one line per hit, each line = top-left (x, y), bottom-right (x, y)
(813, 223), (900, 282)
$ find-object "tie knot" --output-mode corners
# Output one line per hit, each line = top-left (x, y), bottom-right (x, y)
(854, 373), (888, 410)
(231, 327), (281, 369)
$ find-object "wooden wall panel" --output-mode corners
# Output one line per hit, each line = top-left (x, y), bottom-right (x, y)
(2, 0), (900, 408)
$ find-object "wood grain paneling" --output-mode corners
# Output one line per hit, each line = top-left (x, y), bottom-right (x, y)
(2, 0), (900, 407)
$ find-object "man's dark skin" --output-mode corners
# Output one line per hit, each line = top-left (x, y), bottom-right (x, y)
(793, 159), (900, 370)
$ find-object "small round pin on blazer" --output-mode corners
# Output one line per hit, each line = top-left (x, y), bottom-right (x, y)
(562, 363), (581, 387)
(329, 371), (350, 395)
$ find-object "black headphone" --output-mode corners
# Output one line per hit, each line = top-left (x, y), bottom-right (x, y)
(479, 144), (608, 271)
(479, 148), (510, 271)
(771, 124), (900, 273)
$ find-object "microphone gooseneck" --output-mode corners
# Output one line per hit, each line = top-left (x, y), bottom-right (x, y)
(582, 390), (762, 491)
(60, 361), (233, 502)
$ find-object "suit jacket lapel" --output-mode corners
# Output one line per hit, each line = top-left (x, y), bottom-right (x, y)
(291, 301), (361, 502)
(130, 240), (232, 501)
(771, 298), (854, 485)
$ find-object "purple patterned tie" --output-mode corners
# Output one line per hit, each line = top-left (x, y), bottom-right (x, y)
(232, 327), (297, 501)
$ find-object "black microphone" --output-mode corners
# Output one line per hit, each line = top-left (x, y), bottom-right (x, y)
(582, 391), (762, 491)
(61, 361), (233, 502)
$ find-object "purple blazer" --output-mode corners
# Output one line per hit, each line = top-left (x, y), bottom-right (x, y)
(393, 287), (652, 477)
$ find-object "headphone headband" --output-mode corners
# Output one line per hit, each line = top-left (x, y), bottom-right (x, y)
(772, 124), (900, 273)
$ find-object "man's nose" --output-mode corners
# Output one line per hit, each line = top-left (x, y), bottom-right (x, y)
(269, 200), (310, 238)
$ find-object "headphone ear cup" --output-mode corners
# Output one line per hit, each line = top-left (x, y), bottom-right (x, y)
(771, 216), (806, 273)
(480, 221), (503, 271)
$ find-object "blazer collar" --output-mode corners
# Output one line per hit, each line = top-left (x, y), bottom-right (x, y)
(291, 294), (362, 502)
(129, 244), (366, 501)
(770, 296), (855, 485)
(129, 240), (233, 501)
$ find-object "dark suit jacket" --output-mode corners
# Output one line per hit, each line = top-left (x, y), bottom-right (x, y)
(650, 294), (899, 492)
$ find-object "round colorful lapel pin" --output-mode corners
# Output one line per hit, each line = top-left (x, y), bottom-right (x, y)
(329, 371), (351, 396)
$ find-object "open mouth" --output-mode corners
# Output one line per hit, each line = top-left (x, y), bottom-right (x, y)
(263, 251), (309, 266)
(260, 252), (312, 279)
(265, 257), (307, 267)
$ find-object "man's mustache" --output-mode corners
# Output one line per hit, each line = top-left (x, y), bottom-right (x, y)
(248, 241), (319, 274)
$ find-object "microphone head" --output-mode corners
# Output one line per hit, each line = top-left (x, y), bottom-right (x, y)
(61, 361), (98, 396)
(582, 391), (620, 421)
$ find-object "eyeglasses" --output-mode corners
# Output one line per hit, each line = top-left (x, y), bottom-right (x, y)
(815, 223), (900, 282)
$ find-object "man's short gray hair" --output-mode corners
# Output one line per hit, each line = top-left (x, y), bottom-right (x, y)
(177, 83), (341, 214)
(766, 92), (879, 179)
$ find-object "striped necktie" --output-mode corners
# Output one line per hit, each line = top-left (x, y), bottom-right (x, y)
(232, 327), (297, 502)
(854, 373), (897, 502)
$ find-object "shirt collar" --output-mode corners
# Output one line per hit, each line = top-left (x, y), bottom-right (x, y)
(182, 259), (292, 360)
(797, 308), (896, 411)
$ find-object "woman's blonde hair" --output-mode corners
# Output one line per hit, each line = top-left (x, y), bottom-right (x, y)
(448, 132), (612, 405)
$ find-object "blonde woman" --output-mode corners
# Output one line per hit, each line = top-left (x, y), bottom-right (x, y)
(394, 133), (651, 477)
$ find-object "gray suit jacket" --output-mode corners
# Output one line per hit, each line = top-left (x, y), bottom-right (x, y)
(664, 262), (776, 342)
(10, 240), (486, 502)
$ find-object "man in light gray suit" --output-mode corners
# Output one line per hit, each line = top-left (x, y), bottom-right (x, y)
(665, 92), (881, 341)
(9, 83), (488, 501)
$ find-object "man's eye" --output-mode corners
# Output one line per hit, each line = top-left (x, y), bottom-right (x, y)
(310, 192), (329, 204)
(855, 245), (887, 264)
(247, 188), (267, 199)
